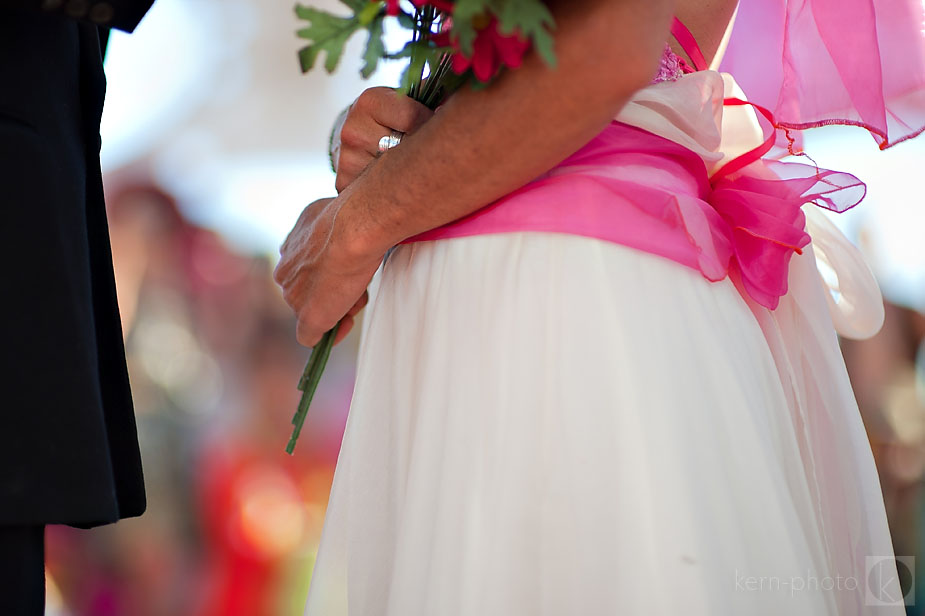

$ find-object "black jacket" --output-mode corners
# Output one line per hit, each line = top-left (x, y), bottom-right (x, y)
(0, 0), (154, 526)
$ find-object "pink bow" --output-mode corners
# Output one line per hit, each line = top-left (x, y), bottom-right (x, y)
(403, 108), (865, 312)
(707, 100), (865, 309)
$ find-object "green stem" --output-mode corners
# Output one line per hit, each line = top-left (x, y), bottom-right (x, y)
(420, 54), (458, 109)
(408, 9), (423, 99)
(286, 321), (341, 455)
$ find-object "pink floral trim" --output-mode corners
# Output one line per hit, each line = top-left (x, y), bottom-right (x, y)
(651, 45), (686, 84)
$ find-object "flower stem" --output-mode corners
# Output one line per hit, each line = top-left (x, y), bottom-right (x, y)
(286, 321), (341, 455)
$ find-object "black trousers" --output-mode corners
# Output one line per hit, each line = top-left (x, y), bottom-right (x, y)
(0, 525), (45, 615)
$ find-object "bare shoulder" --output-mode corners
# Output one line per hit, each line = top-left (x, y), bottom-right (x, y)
(672, 0), (740, 68)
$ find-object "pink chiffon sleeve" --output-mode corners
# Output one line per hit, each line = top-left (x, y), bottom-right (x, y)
(720, 0), (925, 150)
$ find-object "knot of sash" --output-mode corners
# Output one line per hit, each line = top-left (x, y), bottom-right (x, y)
(401, 103), (866, 312)
(704, 100), (865, 309)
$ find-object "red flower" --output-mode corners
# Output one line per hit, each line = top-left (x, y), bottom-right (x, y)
(417, 0), (455, 10)
(387, 0), (455, 16)
(435, 16), (530, 82)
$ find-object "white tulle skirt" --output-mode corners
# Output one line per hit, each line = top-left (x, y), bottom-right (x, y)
(303, 215), (901, 615)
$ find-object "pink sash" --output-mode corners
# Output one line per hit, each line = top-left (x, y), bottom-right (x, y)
(402, 118), (863, 310)
(400, 15), (899, 310)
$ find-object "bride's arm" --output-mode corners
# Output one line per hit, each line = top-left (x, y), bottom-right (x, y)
(341, 0), (674, 256)
(276, 0), (674, 346)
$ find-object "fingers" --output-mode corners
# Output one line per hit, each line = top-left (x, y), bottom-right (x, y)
(332, 315), (354, 345)
(336, 111), (389, 192)
(354, 86), (434, 135)
(296, 309), (337, 348)
(330, 290), (369, 345)
(296, 321), (322, 348)
(335, 88), (436, 192)
(340, 113), (392, 159)
(335, 147), (377, 193)
(292, 290), (370, 348)
(347, 290), (369, 317)
(274, 194), (379, 350)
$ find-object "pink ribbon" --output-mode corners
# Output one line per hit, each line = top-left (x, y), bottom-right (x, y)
(402, 111), (865, 311)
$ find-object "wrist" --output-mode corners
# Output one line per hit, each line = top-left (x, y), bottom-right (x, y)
(331, 178), (400, 266)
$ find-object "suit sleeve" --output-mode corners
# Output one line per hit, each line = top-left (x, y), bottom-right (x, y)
(6, 0), (155, 33)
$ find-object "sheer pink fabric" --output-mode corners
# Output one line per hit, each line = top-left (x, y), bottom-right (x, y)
(403, 119), (863, 310)
(720, 0), (925, 150)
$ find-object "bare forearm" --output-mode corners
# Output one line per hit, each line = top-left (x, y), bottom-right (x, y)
(339, 0), (674, 255)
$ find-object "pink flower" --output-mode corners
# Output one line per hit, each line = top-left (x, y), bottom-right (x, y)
(436, 16), (530, 82)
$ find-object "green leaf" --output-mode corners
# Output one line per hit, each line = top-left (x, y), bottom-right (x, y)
(361, 15), (386, 77)
(386, 39), (444, 61)
(388, 39), (441, 96)
(448, 0), (557, 68)
(297, 45), (321, 72)
(341, 0), (368, 11)
(468, 73), (491, 90)
(357, 0), (381, 26)
(398, 44), (429, 95)
(294, 4), (363, 73)
(494, 0), (556, 67)
(396, 11), (417, 29)
(397, 63), (414, 95)
(384, 39), (416, 61)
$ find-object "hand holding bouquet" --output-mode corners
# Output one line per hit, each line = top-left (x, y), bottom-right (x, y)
(283, 0), (557, 454)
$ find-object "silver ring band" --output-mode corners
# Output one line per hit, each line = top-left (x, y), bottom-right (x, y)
(377, 129), (404, 154)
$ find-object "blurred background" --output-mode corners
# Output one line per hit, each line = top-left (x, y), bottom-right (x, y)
(41, 0), (925, 614)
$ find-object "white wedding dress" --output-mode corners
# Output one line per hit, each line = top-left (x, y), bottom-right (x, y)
(302, 41), (902, 616)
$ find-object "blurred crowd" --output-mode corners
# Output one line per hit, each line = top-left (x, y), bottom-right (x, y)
(41, 178), (925, 615)
(844, 303), (925, 608)
(44, 180), (356, 616)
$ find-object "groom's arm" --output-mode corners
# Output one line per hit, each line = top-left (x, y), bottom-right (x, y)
(4, 0), (155, 32)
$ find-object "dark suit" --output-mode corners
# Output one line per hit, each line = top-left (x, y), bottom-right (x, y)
(1, 1), (154, 611)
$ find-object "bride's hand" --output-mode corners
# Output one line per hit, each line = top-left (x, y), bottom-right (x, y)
(273, 194), (384, 347)
(335, 87), (433, 193)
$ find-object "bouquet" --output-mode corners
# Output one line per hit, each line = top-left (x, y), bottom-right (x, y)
(286, 0), (557, 454)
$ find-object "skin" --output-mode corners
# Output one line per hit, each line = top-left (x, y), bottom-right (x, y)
(275, 0), (740, 347)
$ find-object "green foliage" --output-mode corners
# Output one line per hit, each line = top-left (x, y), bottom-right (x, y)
(361, 16), (386, 77)
(495, 0), (556, 67)
(295, 0), (557, 79)
(390, 40), (447, 95)
(449, 0), (556, 69)
(449, 0), (490, 56)
(396, 11), (417, 29)
(295, 1), (387, 74)
(340, 0), (367, 10)
(295, 5), (358, 73)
